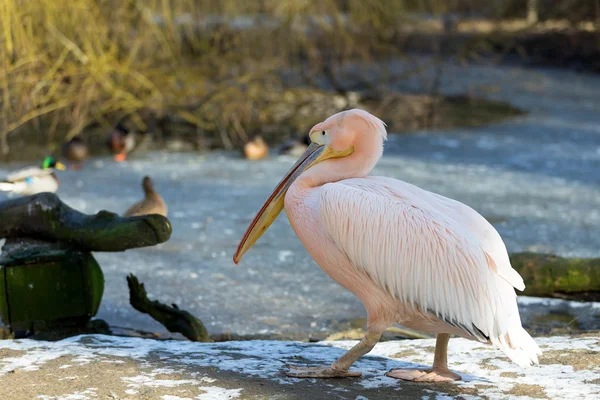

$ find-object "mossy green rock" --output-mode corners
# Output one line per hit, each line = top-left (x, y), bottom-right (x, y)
(0, 239), (103, 332)
(510, 252), (600, 299)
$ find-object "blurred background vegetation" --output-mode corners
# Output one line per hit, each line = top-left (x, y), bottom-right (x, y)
(2, 0), (599, 160)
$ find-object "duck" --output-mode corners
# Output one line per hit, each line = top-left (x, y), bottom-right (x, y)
(61, 136), (89, 170)
(277, 135), (311, 158)
(123, 176), (168, 217)
(107, 123), (135, 162)
(0, 156), (66, 196)
(243, 136), (269, 161)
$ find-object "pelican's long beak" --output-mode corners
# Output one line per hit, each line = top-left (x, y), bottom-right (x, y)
(55, 162), (66, 171)
(233, 142), (353, 264)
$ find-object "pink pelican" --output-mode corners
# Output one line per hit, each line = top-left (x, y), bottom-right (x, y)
(234, 109), (541, 382)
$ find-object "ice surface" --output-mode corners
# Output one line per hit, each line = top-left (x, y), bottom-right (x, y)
(0, 61), (598, 336)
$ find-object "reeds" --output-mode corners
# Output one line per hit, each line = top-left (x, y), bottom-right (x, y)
(0, 0), (404, 154)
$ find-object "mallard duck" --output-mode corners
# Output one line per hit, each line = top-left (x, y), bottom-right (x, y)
(107, 123), (135, 162)
(124, 176), (167, 217)
(0, 156), (66, 196)
(243, 136), (269, 161)
(277, 135), (311, 158)
(62, 136), (89, 170)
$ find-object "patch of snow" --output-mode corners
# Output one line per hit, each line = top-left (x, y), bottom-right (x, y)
(58, 376), (80, 381)
(37, 388), (97, 400)
(122, 374), (199, 388)
(278, 250), (293, 263)
(326, 336), (600, 399)
(517, 296), (600, 309)
(1, 335), (598, 399)
(197, 387), (242, 400)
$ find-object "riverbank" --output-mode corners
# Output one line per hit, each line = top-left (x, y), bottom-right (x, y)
(0, 89), (523, 164)
(392, 18), (600, 73)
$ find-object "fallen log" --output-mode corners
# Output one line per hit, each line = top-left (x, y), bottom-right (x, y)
(0, 192), (171, 252)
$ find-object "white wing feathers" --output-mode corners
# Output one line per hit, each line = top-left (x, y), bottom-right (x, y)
(319, 177), (540, 367)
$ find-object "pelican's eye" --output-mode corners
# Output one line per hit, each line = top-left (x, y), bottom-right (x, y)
(310, 129), (329, 144)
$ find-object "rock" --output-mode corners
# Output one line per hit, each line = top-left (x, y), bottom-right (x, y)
(0, 239), (103, 334)
(510, 252), (600, 301)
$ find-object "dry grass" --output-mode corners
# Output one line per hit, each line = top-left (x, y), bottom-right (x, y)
(0, 0), (405, 155)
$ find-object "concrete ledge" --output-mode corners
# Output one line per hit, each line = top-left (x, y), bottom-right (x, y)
(0, 334), (598, 399)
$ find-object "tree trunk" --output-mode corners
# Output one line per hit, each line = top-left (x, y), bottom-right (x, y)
(527, 0), (538, 24)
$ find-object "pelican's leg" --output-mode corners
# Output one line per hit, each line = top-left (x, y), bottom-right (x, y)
(285, 330), (382, 378)
(385, 333), (461, 382)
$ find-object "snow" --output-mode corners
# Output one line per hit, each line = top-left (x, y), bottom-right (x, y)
(196, 387), (242, 400)
(37, 388), (98, 400)
(517, 296), (600, 310)
(0, 334), (598, 399)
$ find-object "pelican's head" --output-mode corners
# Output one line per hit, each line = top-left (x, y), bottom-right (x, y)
(307, 109), (387, 175)
(233, 109), (387, 264)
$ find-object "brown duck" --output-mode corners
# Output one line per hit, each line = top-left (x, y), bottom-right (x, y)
(243, 136), (269, 161)
(124, 176), (167, 217)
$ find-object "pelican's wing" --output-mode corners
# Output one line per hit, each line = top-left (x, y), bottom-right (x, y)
(6, 167), (52, 182)
(425, 190), (525, 291)
(319, 177), (540, 367)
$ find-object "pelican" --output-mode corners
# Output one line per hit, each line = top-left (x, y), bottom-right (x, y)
(234, 109), (541, 382)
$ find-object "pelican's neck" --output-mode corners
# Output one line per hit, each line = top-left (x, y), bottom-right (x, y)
(294, 151), (378, 190)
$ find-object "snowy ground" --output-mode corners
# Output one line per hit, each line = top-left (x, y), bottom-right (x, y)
(0, 334), (598, 399)
(0, 61), (599, 337)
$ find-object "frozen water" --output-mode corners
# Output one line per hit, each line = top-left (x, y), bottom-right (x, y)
(0, 61), (598, 336)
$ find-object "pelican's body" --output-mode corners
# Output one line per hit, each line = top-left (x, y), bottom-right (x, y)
(234, 109), (540, 382)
